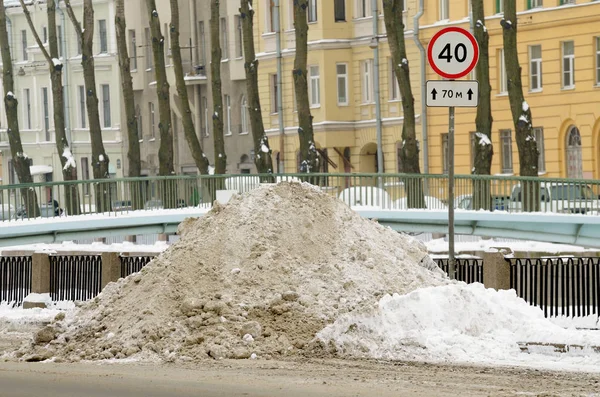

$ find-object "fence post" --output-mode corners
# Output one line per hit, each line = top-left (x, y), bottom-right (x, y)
(30, 253), (50, 294)
(482, 249), (511, 291)
(101, 252), (121, 289)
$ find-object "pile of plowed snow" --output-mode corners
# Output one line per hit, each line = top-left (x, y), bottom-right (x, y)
(15, 182), (447, 362)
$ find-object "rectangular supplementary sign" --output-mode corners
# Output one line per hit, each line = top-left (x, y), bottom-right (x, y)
(426, 80), (479, 107)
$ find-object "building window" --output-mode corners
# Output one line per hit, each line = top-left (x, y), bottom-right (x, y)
(145, 27), (152, 70)
(495, 0), (504, 13)
(308, 0), (317, 23)
(241, 96), (248, 134)
(270, 74), (278, 113)
(529, 45), (542, 91)
(21, 30), (28, 61)
(42, 87), (50, 141)
(334, 0), (345, 21)
(389, 59), (400, 101)
(336, 63), (348, 106)
(23, 88), (31, 130)
(220, 17), (228, 60)
(235, 15), (243, 58)
(199, 21), (206, 66)
(566, 125), (582, 178)
(528, 0), (543, 8)
(78, 85), (86, 128)
(129, 30), (137, 70)
(500, 129), (513, 174)
(596, 37), (600, 85)
(149, 102), (155, 138)
(99, 19), (107, 53)
(562, 41), (575, 88)
(559, 0), (575, 4)
(362, 59), (374, 103)
(470, 131), (476, 170)
(203, 97), (209, 136)
(57, 25), (63, 57)
(81, 157), (90, 194)
(440, 0), (449, 20)
(101, 84), (111, 128)
(224, 95), (232, 135)
(441, 133), (448, 174)
(499, 49), (507, 94)
(42, 26), (48, 44)
(309, 65), (320, 107)
(356, 0), (370, 18)
(267, 0), (276, 33)
(533, 127), (545, 173)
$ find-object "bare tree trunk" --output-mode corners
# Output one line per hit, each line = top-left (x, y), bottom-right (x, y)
(240, 0), (273, 178)
(65, 0), (111, 212)
(501, 1), (539, 212)
(170, 0), (209, 176)
(292, 0), (319, 174)
(115, 0), (141, 179)
(146, 1), (176, 208)
(210, 0), (226, 175)
(19, 0), (81, 215)
(471, 0), (493, 211)
(382, 0), (424, 208)
(0, 2), (40, 218)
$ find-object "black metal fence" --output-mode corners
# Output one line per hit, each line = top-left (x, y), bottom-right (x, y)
(119, 255), (155, 278)
(0, 256), (32, 306)
(435, 258), (484, 284)
(49, 255), (102, 301)
(509, 257), (600, 318)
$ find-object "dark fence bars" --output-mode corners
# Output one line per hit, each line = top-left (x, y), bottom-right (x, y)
(49, 255), (102, 301)
(509, 257), (600, 318)
(0, 256), (32, 306)
(435, 258), (484, 284)
(119, 256), (155, 278)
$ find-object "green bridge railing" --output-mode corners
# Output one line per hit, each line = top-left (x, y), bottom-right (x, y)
(1, 173), (599, 222)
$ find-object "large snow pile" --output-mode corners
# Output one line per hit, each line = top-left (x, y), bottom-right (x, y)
(317, 283), (600, 370)
(15, 182), (446, 362)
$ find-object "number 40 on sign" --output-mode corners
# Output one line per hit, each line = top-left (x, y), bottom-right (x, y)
(426, 27), (479, 108)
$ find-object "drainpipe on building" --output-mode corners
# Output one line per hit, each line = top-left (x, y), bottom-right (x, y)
(56, 4), (72, 147)
(413, 0), (428, 174)
(275, 0), (284, 173)
(371, 0), (383, 177)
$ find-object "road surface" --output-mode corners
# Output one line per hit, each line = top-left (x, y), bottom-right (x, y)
(0, 358), (599, 397)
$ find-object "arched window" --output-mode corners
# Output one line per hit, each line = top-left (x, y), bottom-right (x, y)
(566, 126), (583, 179)
(241, 96), (248, 134)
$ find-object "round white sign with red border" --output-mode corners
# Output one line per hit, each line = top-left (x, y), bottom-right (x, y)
(427, 27), (479, 79)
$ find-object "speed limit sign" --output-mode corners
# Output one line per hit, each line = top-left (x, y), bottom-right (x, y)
(427, 27), (479, 79)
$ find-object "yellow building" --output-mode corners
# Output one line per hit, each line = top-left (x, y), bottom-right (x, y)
(254, 0), (600, 179)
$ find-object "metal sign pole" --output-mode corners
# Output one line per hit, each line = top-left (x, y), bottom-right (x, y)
(448, 105), (456, 280)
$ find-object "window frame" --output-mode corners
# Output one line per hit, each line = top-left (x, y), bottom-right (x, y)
(235, 15), (243, 59)
(533, 127), (545, 173)
(499, 49), (507, 94)
(99, 19), (108, 54)
(361, 59), (374, 104)
(224, 94), (232, 135)
(562, 41), (575, 89)
(336, 63), (349, 106)
(309, 65), (321, 107)
(439, 0), (449, 20)
(220, 17), (229, 61)
(389, 59), (400, 101)
(334, 0), (346, 22)
(500, 129), (513, 174)
(529, 45), (542, 92)
(528, 0), (543, 9)
(241, 96), (248, 134)
(308, 0), (318, 23)
(129, 29), (137, 71)
(78, 85), (86, 129)
(101, 84), (111, 128)
(21, 29), (28, 61)
(495, 0), (504, 13)
(356, 0), (370, 18)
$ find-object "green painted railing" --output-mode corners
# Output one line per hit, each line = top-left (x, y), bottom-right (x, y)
(1, 173), (600, 222)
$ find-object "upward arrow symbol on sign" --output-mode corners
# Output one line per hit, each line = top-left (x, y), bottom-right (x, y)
(467, 89), (473, 101)
(431, 88), (438, 100)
